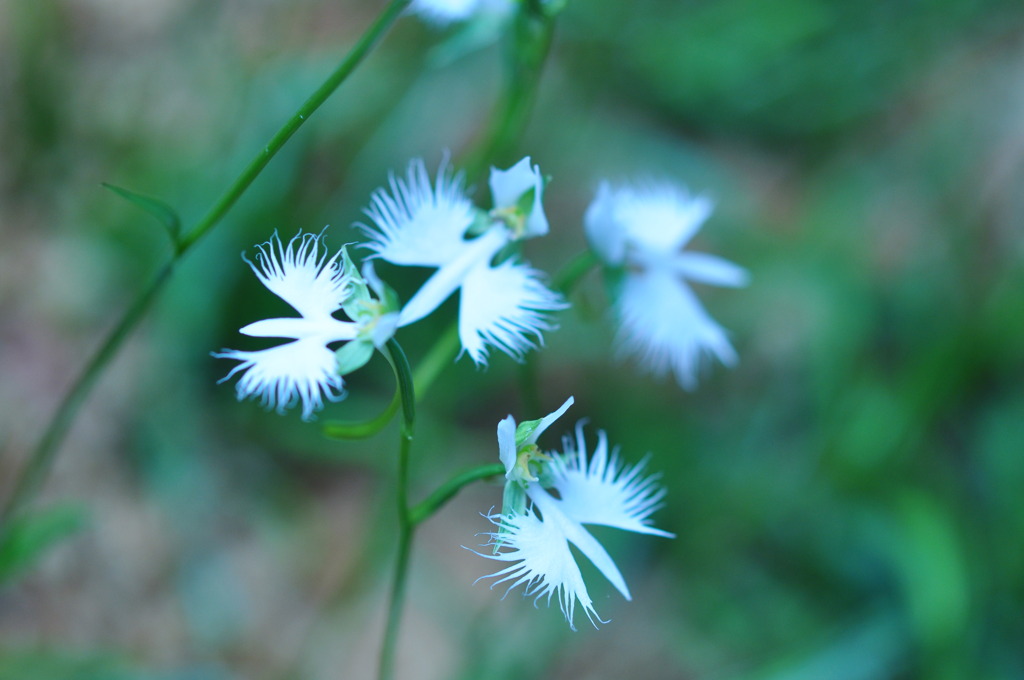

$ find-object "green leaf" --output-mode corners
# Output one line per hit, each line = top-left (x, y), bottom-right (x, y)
(514, 418), (542, 448)
(102, 183), (181, 244)
(0, 649), (136, 680)
(0, 505), (88, 585)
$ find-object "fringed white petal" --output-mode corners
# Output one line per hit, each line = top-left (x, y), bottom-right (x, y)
(472, 505), (602, 631)
(528, 486), (632, 601)
(247, 232), (351, 321)
(359, 157), (476, 267)
(590, 182), (713, 256)
(616, 267), (737, 390)
(552, 423), (675, 538)
(213, 339), (345, 421)
(457, 257), (567, 366)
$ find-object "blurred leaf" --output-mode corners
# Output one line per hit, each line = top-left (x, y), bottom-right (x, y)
(0, 650), (133, 680)
(102, 183), (181, 245)
(749, 609), (906, 680)
(888, 490), (970, 651)
(0, 505), (87, 585)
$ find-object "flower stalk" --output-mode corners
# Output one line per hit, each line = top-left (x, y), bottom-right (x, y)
(377, 338), (415, 680)
(0, 0), (411, 528)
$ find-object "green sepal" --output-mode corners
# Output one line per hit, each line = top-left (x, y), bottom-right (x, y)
(514, 417), (543, 448)
(102, 183), (181, 245)
(0, 505), (88, 585)
(501, 481), (527, 517)
(377, 277), (401, 316)
(336, 338), (375, 375)
(495, 482), (528, 553)
(515, 185), (537, 216)
(464, 209), (493, 238)
(340, 248), (369, 319)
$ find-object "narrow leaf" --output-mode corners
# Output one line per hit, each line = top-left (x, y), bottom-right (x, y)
(0, 505), (88, 585)
(102, 183), (182, 243)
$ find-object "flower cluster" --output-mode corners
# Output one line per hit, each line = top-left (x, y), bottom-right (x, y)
(471, 398), (673, 629)
(212, 153), (746, 629)
(215, 156), (563, 420)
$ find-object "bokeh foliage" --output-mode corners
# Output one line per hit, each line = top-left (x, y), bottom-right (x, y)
(1, 0), (1022, 678)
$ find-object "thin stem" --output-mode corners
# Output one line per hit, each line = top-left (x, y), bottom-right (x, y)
(409, 463), (505, 526)
(1, 261), (174, 526)
(178, 0), (411, 252)
(552, 248), (599, 294)
(0, 0), (410, 528)
(378, 339), (415, 680)
(462, 1), (556, 181)
(412, 322), (460, 401)
(321, 388), (400, 441)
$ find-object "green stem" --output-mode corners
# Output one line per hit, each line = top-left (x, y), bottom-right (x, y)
(0, 0), (410, 528)
(552, 248), (599, 294)
(411, 322), (460, 401)
(321, 387), (400, 441)
(178, 0), (411, 252)
(378, 339), (415, 680)
(462, 1), (555, 181)
(409, 463), (505, 526)
(1, 261), (174, 527)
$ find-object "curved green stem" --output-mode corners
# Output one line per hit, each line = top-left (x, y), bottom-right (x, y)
(0, 0), (411, 528)
(409, 463), (505, 526)
(321, 388), (400, 440)
(378, 339), (415, 680)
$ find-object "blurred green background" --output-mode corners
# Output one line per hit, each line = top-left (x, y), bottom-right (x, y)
(2, 0), (1023, 678)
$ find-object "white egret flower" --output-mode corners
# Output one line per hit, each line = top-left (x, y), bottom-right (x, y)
(473, 400), (673, 629)
(214, 232), (393, 420)
(360, 156), (564, 366)
(585, 181), (748, 389)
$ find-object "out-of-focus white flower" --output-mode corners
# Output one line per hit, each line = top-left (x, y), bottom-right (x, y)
(409, 0), (514, 26)
(472, 401), (673, 629)
(214, 232), (394, 420)
(585, 181), (748, 389)
(360, 156), (564, 366)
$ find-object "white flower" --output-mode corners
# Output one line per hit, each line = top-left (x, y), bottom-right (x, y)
(498, 395), (573, 484)
(585, 181), (748, 389)
(360, 156), (564, 366)
(409, 0), (514, 25)
(214, 232), (389, 421)
(473, 408), (673, 630)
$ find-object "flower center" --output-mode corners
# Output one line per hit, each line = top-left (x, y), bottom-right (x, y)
(513, 443), (551, 483)
(489, 205), (528, 239)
